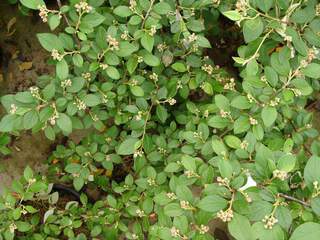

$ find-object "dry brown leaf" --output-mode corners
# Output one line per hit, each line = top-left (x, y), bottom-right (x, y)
(19, 62), (33, 71)
(6, 17), (16, 37)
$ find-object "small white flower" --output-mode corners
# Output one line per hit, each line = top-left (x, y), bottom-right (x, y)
(149, 25), (157, 36)
(136, 209), (145, 217)
(249, 117), (258, 125)
(61, 79), (72, 88)
(262, 214), (278, 229)
(107, 35), (119, 50)
(168, 98), (176, 105)
(51, 49), (63, 61)
(199, 224), (210, 234)
(217, 209), (233, 222)
(273, 169), (288, 181)
(75, 0), (92, 13)
(9, 104), (17, 114)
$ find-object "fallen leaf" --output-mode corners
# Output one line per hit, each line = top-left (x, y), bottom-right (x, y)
(6, 17), (16, 37)
(19, 62), (33, 71)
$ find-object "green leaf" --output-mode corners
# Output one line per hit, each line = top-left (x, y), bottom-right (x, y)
(74, 177), (84, 191)
(116, 41), (138, 57)
(215, 94), (230, 110)
(156, 105), (168, 123)
(24, 166), (33, 180)
(73, 54), (83, 67)
(113, 6), (133, 17)
(153, 2), (171, 15)
(311, 197), (320, 216)
(0, 114), (17, 132)
(65, 163), (81, 173)
(23, 110), (38, 129)
(212, 139), (227, 155)
(222, 10), (242, 21)
(224, 135), (241, 149)
(243, 17), (264, 43)
(171, 62), (187, 72)
(197, 195), (228, 212)
(117, 138), (140, 155)
(20, 0), (45, 10)
(256, 0), (274, 12)
(252, 222), (285, 240)
(277, 154), (296, 172)
(83, 94), (101, 107)
(57, 113), (72, 134)
(228, 214), (255, 240)
(181, 155), (196, 171)
(208, 116), (229, 129)
(231, 96), (251, 109)
(106, 66), (120, 80)
(290, 222), (320, 240)
(261, 106), (277, 127)
(56, 59), (69, 79)
(48, 14), (61, 31)
(82, 12), (105, 27)
(304, 156), (320, 187)
(127, 56), (138, 74)
(16, 221), (32, 232)
(37, 33), (63, 51)
(164, 203), (184, 217)
(141, 33), (154, 52)
(302, 63), (320, 79)
(234, 116), (250, 134)
(143, 53), (160, 66)
(130, 86), (144, 97)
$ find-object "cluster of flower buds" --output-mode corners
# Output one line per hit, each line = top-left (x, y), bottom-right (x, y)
(149, 72), (158, 81)
(199, 224), (210, 234)
(9, 104), (17, 114)
(38, 5), (49, 22)
(74, 98), (86, 111)
(147, 178), (156, 186)
(30, 86), (41, 100)
(273, 169), (288, 181)
(224, 78), (236, 91)
(129, 0), (137, 11)
(262, 214), (278, 229)
(149, 25), (157, 36)
(217, 208), (234, 222)
(220, 109), (231, 118)
(249, 117), (258, 125)
(61, 79), (72, 88)
(157, 43), (168, 52)
(201, 64), (214, 75)
(107, 35), (119, 50)
(184, 170), (199, 179)
(217, 176), (230, 187)
(269, 97), (280, 107)
(82, 72), (91, 81)
(133, 149), (144, 158)
(312, 181), (320, 198)
(75, 0), (93, 13)
(166, 192), (177, 200)
(167, 98), (177, 106)
(51, 49), (64, 61)
(180, 200), (192, 210)
(135, 209), (145, 217)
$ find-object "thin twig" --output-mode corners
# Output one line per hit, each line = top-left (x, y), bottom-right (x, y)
(278, 193), (310, 207)
(56, 0), (81, 47)
(141, 0), (155, 28)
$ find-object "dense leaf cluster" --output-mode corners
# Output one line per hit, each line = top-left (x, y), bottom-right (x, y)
(1, 0), (320, 239)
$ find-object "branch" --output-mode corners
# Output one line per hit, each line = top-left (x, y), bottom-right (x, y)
(278, 193), (310, 207)
(56, 0), (81, 47)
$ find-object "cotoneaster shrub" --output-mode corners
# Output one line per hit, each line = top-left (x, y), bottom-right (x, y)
(1, 0), (320, 239)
